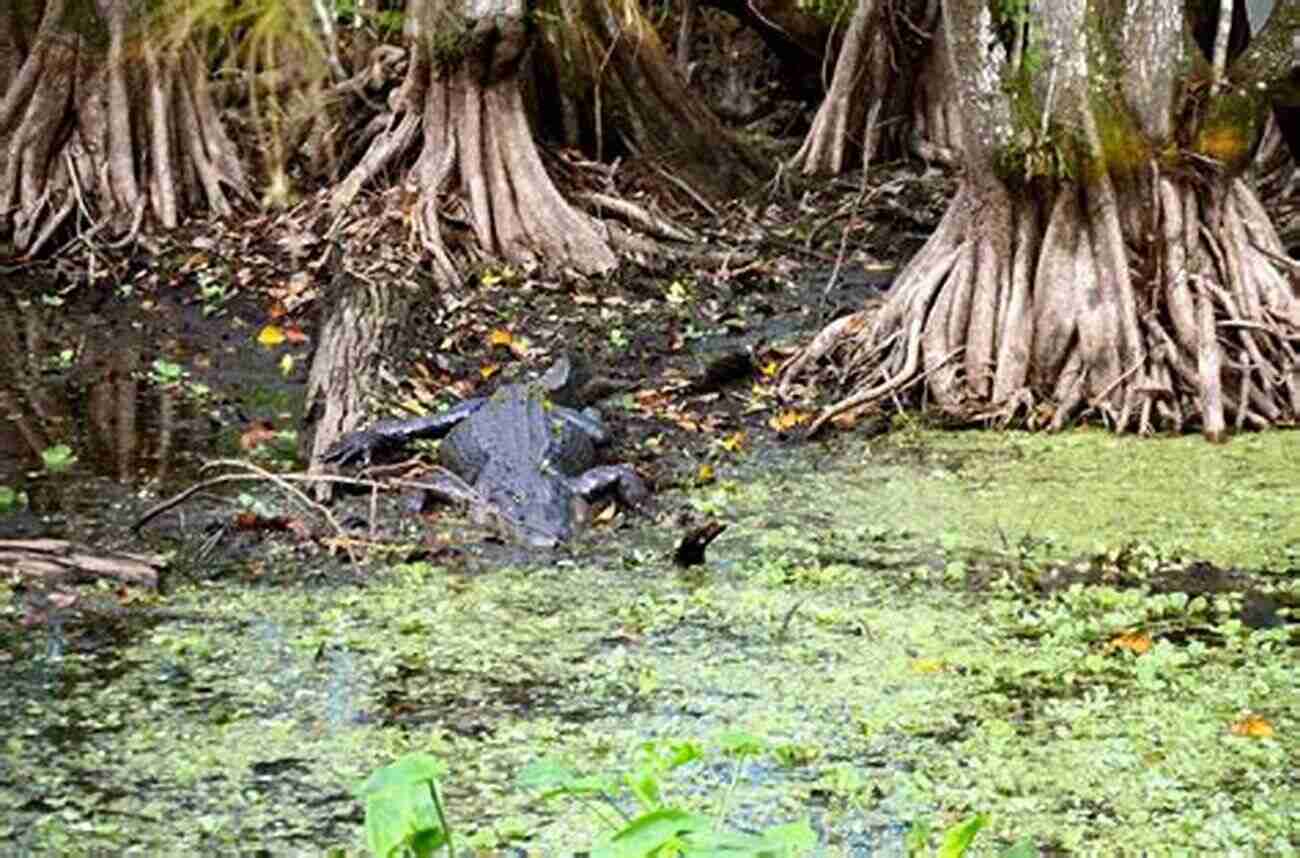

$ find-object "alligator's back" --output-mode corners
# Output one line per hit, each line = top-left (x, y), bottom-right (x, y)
(441, 383), (596, 483)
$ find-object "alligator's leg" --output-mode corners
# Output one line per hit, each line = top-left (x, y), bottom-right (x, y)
(552, 406), (609, 444)
(402, 468), (484, 513)
(570, 465), (652, 510)
(323, 399), (486, 465)
(537, 352), (595, 407)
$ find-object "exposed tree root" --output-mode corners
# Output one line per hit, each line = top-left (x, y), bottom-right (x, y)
(789, 0), (938, 175)
(331, 5), (623, 286)
(535, 0), (766, 200)
(0, 0), (248, 254)
(783, 175), (1300, 438)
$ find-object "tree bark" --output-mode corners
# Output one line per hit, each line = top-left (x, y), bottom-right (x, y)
(300, 271), (416, 500)
(697, 0), (832, 101)
(531, 0), (767, 200)
(783, 0), (1300, 439)
(331, 0), (619, 286)
(0, 0), (248, 254)
(789, 0), (943, 175)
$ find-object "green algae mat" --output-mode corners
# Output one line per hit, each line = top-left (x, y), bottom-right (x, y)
(2, 428), (1297, 856)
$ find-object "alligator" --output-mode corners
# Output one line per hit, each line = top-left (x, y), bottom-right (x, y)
(323, 356), (651, 547)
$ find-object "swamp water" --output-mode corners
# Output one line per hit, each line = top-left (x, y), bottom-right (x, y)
(0, 280), (1296, 856)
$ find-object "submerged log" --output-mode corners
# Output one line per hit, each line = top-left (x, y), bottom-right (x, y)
(0, 539), (164, 589)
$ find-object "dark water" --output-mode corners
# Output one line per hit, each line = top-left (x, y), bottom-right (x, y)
(0, 274), (310, 536)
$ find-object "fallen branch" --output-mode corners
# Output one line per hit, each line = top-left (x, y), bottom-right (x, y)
(130, 468), (383, 542)
(0, 539), (165, 589)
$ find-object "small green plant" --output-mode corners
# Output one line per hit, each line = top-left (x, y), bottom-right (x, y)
(357, 753), (455, 858)
(146, 359), (211, 399)
(520, 732), (817, 857)
(907, 814), (1037, 858)
(196, 274), (235, 317)
(40, 444), (78, 473)
(150, 359), (186, 386)
(44, 349), (75, 371)
(0, 486), (28, 510)
(359, 744), (1035, 858)
(478, 265), (518, 287)
(374, 8), (406, 36)
(664, 278), (693, 307)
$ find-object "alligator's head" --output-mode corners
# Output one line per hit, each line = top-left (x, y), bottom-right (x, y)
(476, 473), (585, 548)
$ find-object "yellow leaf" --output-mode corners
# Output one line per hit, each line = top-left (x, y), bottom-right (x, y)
(1229, 714), (1275, 739)
(480, 364), (499, 379)
(911, 658), (946, 674)
(488, 329), (513, 347)
(697, 463), (715, 484)
(1108, 631), (1152, 655)
(760, 360), (780, 378)
(769, 409), (810, 432)
(257, 325), (286, 346)
(279, 354), (296, 377)
(720, 432), (746, 453)
(594, 503), (617, 522)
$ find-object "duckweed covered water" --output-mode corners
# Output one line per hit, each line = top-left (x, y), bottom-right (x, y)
(1, 426), (1296, 856)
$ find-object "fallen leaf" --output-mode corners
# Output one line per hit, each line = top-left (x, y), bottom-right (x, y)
(720, 432), (746, 453)
(234, 512), (261, 530)
(283, 326), (308, 344)
(285, 518), (312, 541)
(635, 389), (674, 411)
(911, 658), (946, 674)
(1108, 631), (1152, 655)
(760, 360), (780, 378)
(696, 463), (715, 484)
(769, 409), (810, 432)
(257, 325), (286, 346)
(1229, 713), (1275, 738)
(449, 379), (478, 399)
(279, 354), (296, 377)
(488, 329), (514, 347)
(240, 423), (278, 451)
(480, 364), (499, 379)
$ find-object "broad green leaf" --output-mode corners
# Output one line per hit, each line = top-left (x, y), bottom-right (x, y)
(362, 783), (442, 858)
(358, 753), (447, 796)
(519, 759), (613, 797)
(756, 819), (817, 852)
(938, 814), (988, 858)
(626, 768), (663, 809)
(601, 808), (712, 855)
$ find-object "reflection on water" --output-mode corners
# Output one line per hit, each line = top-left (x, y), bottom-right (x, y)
(323, 648), (365, 731)
(0, 275), (308, 529)
(250, 616), (370, 731)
